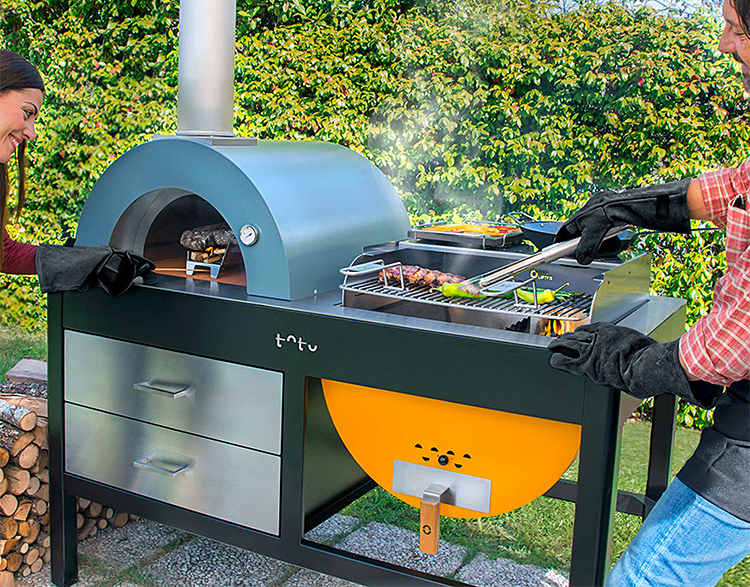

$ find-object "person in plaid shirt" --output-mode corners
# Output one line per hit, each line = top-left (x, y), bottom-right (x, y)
(548, 0), (750, 584)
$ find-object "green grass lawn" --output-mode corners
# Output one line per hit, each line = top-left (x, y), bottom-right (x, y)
(343, 419), (750, 586)
(0, 322), (47, 380)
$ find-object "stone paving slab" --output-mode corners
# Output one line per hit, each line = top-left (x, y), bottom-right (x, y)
(5, 358), (47, 384)
(142, 535), (294, 587)
(15, 563), (110, 587)
(280, 568), (362, 587)
(303, 514), (360, 546)
(335, 521), (468, 578)
(457, 553), (569, 587)
(17, 516), (569, 587)
(79, 519), (186, 571)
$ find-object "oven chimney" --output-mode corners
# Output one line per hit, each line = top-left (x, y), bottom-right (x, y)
(176, 0), (236, 137)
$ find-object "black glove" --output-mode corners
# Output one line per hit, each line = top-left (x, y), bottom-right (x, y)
(555, 179), (692, 265)
(36, 244), (155, 297)
(548, 322), (722, 409)
(94, 249), (156, 296)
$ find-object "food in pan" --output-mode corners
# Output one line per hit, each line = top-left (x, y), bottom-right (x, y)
(379, 265), (465, 288)
(420, 222), (519, 237)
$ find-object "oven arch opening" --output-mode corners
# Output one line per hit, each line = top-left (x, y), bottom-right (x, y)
(110, 189), (246, 287)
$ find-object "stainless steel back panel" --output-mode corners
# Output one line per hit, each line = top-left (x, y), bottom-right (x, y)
(65, 404), (281, 535)
(590, 253), (651, 324)
(64, 331), (283, 454)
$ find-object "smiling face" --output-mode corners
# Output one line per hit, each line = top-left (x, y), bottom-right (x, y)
(719, 0), (750, 92)
(0, 88), (43, 164)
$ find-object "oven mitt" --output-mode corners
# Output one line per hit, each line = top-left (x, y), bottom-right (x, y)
(554, 178), (692, 265)
(36, 244), (155, 297)
(548, 322), (722, 409)
(94, 248), (156, 296)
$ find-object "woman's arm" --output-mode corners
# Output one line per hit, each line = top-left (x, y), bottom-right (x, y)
(2, 231), (38, 275)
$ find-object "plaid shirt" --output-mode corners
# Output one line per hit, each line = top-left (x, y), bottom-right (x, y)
(679, 160), (750, 386)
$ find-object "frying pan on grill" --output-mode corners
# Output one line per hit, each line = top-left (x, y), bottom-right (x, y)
(507, 213), (636, 255)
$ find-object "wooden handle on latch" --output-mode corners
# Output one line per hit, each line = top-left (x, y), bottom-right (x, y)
(419, 497), (440, 554)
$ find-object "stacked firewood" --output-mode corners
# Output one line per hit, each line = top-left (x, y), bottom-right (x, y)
(0, 395), (51, 586)
(76, 498), (138, 541)
(0, 394), (136, 586)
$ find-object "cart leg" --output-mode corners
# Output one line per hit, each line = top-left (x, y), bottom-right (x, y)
(50, 491), (78, 586)
(569, 385), (622, 587)
(48, 293), (79, 586)
(645, 394), (677, 517)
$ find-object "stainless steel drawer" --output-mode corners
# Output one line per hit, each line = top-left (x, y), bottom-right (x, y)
(65, 404), (280, 534)
(64, 331), (282, 454)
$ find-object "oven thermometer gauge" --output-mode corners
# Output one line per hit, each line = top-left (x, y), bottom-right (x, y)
(239, 224), (259, 246)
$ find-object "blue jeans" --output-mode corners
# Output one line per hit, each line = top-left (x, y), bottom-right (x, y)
(606, 477), (750, 587)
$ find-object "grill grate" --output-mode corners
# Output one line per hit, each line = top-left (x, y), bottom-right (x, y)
(342, 278), (593, 322)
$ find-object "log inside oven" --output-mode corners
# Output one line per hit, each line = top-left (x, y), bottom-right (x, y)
(181, 223), (238, 279)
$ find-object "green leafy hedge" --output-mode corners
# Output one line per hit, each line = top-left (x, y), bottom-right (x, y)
(2, 0), (746, 427)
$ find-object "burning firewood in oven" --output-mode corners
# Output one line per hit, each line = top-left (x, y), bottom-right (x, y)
(188, 246), (227, 264)
(180, 224), (237, 279)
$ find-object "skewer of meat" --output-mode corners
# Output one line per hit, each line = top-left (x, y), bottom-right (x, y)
(378, 265), (466, 288)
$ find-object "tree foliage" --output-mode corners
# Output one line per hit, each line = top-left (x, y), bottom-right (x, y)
(1, 0), (747, 427)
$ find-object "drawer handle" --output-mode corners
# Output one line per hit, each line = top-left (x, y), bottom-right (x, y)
(133, 456), (192, 477)
(133, 380), (192, 399)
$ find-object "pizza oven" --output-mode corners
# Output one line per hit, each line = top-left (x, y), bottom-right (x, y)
(74, 136), (410, 300)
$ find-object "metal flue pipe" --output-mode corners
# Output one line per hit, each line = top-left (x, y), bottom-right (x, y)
(176, 0), (236, 136)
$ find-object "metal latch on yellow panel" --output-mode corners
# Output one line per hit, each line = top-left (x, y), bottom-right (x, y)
(392, 460), (491, 554)
(420, 484), (448, 554)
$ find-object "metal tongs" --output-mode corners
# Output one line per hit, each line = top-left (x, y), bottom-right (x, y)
(471, 226), (629, 298)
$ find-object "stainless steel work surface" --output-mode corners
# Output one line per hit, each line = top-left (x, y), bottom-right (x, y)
(64, 330), (283, 454)
(65, 404), (281, 535)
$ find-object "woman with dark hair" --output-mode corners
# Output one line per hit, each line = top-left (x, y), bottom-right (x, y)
(0, 49), (45, 274)
(0, 49), (153, 296)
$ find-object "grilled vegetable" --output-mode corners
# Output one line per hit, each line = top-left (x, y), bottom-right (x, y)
(498, 283), (573, 304)
(432, 282), (485, 299)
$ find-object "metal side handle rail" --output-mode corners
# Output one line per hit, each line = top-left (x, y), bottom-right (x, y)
(478, 226), (628, 289)
(340, 259), (406, 290)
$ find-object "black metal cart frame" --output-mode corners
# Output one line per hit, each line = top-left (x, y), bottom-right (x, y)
(48, 283), (683, 587)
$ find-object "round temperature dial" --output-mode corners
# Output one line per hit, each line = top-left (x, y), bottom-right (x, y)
(239, 224), (259, 246)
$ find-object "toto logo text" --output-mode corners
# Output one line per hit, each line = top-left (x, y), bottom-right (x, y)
(530, 269), (553, 281)
(275, 333), (318, 353)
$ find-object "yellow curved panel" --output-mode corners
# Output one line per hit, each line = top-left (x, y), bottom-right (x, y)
(322, 379), (581, 518)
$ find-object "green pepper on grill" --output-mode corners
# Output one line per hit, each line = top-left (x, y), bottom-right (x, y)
(501, 282), (574, 304)
(432, 282), (486, 299)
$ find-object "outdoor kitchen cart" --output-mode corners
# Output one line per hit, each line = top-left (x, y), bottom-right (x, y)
(46, 136), (686, 587)
(47, 1), (686, 585)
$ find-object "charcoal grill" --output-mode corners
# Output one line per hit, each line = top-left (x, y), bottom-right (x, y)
(338, 239), (650, 332)
(48, 1), (685, 586)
